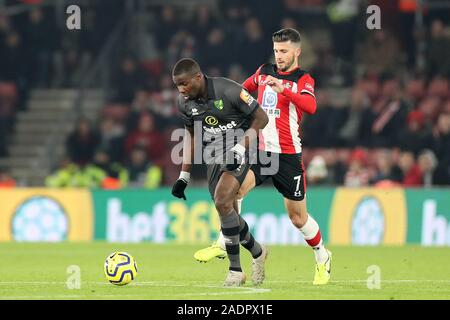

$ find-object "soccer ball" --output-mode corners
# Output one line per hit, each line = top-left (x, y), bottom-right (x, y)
(104, 252), (138, 286)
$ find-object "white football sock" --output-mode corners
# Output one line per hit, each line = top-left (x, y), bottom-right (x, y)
(237, 198), (243, 214)
(217, 231), (226, 250)
(299, 214), (329, 264)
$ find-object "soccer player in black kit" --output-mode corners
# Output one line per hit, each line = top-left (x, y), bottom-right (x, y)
(171, 58), (269, 287)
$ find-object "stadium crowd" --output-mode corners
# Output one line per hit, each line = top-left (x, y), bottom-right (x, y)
(0, 0), (449, 188)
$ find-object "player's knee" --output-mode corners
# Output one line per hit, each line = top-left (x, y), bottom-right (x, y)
(289, 214), (302, 228)
(289, 211), (308, 228)
(214, 194), (234, 215)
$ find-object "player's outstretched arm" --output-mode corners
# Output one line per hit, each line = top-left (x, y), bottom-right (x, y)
(172, 126), (194, 200)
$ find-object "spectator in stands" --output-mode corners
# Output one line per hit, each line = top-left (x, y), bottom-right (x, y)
(417, 96), (442, 125)
(45, 159), (78, 187)
(46, 158), (105, 188)
(426, 75), (449, 101)
(0, 32), (27, 83)
(154, 6), (181, 51)
(398, 150), (423, 186)
(113, 55), (145, 104)
(25, 8), (54, 87)
(358, 29), (404, 76)
(398, 110), (433, 156)
(0, 123), (6, 156)
(344, 148), (370, 187)
(432, 112), (450, 185)
(92, 148), (127, 189)
(321, 149), (347, 185)
(124, 112), (166, 164)
(126, 90), (151, 132)
(405, 77), (426, 105)
(166, 29), (196, 72)
(0, 167), (16, 188)
(66, 118), (101, 166)
(241, 17), (268, 72)
(98, 117), (125, 163)
(189, 5), (215, 41)
(326, 0), (358, 61)
(221, 2), (247, 58)
(126, 145), (162, 189)
(302, 90), (346, 147)
(0, 16), (13, 69)
(361, 78), (408, 147)
(198, 27), (230, 75)
(146, 75), (180, 129)
(55, 48), (90, 88)
(280, 17), (317, 71)
(427, 19), (450, 77)
(338, 89), (369, 147)
(227, 64), (247, 84)
(371, 149), (402, 185)
(0, 82), (18, 156)
(418, 149), (438, 187)
(307, 155), (328, 185)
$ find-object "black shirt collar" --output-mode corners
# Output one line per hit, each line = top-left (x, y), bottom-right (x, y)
(205, 75), (216, 100)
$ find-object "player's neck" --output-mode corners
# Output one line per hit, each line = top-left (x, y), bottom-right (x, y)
(200, 76), (208, 99)
(278, 64), (300, 74)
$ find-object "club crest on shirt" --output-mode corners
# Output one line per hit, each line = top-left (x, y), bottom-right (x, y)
(240, 89), (254, 106)
(214, 99), (224, 110)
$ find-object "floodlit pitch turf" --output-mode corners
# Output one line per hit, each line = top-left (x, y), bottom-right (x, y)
(0, 243), (449, 300)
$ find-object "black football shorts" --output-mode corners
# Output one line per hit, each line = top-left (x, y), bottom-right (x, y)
(251, 151), (306, 201)
(207, 163), (251, 200)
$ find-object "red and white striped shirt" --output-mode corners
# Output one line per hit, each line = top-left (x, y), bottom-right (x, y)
(242, 64), (316, 154)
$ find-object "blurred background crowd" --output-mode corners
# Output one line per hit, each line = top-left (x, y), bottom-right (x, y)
(0, 0), (449, 189)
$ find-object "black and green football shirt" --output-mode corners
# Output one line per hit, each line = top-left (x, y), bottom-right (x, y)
(177, 76), (259, 163)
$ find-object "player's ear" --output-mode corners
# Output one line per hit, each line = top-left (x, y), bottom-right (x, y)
(296, 46), (301, 59)
(193, 72), (202, 81)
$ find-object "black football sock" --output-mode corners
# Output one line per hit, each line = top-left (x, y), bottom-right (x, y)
(220, 209), (242, 272)
(239, 215), (263, 259)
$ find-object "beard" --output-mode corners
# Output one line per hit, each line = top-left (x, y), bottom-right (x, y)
(278, 57), (296, 72)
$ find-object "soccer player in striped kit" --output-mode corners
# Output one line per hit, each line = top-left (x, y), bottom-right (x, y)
(195, 28), (332, 285)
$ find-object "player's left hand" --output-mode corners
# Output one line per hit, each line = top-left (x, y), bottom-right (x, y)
(223, 144), (246, 172)
(264, 75), (284, 93)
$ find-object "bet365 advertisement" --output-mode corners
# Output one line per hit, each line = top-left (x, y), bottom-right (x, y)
(90, 187), (450, 246)
(0, 188), (449, 245)
(91, 188), (334, 245)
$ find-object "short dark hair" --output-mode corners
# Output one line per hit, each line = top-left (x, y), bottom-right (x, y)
(272, 28), (301, 44)
(172, 58), (201, 77)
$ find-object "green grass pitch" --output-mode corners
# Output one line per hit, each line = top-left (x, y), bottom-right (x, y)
(1, 243), (449, 300)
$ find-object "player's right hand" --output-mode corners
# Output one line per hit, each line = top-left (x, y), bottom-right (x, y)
(171, 178), (188, 200)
